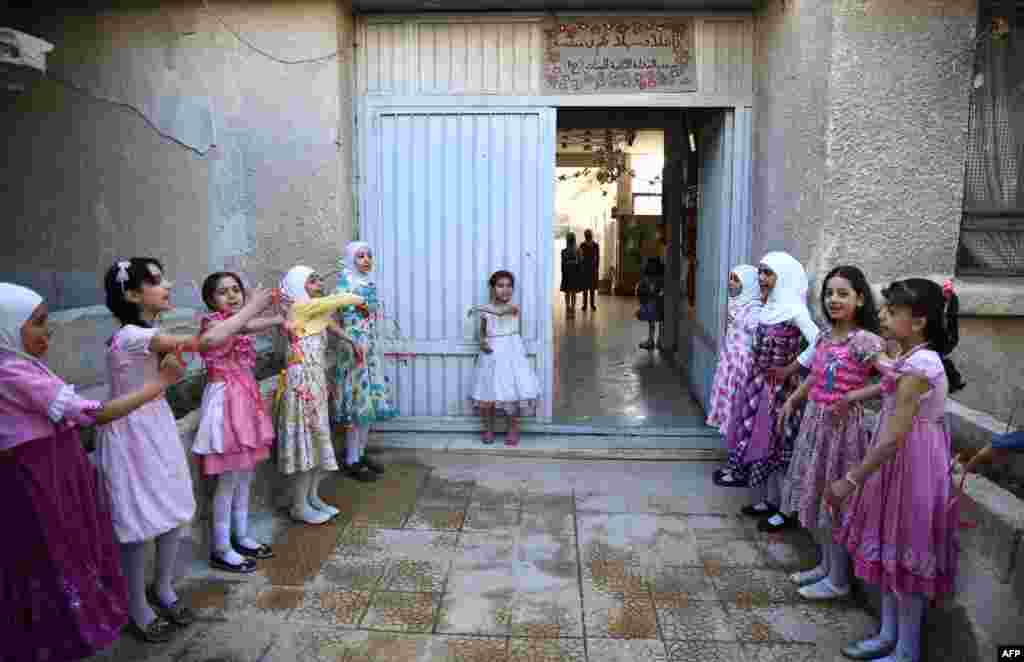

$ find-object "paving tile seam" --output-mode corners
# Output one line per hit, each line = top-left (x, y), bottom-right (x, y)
(570, 486), (592, 662)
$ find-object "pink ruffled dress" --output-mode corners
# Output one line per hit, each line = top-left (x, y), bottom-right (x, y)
(834, 347), (958, 598)
(95, 325), (195, 543)
(0, 354), (128, 661)
(192, 313), (273, 476)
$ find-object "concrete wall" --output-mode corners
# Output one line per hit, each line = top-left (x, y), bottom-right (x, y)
(957, 316), (1024, 421)
(750, 0), (832, 266)
(753, 0), (975, 280)
(1, 0), (356, 311)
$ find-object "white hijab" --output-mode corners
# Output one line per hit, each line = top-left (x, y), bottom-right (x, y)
(341, 241), (373, 288)
(730, 264), (759, 310)
(758, 251), (810, 325)
(0, 283), (50, 368)
(280, 265), (315, 307)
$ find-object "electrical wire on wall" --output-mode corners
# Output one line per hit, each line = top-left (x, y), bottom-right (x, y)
(36, 0), (342, 155)
(200, 0), (340, 65)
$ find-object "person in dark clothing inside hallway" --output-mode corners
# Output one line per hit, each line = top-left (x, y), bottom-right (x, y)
(579, 229), (600, 311)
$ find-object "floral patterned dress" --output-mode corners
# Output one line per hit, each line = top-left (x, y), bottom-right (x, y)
(777, 328), (883, 522)
(332, 270), (398, 427)
(273, 294), (357, 475)
(706, 299), (762, 435)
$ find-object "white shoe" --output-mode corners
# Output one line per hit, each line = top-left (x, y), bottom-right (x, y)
(841, 637), (896, 660)
(873, 653), (914, 662)
(310, 497), (340, 518)
(290, 505), (331, 525)
(798, 577), (850, 600)
(789, 565), (828, 585)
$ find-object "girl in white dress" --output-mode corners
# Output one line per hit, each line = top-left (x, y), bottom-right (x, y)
(469, 271), (540, 446)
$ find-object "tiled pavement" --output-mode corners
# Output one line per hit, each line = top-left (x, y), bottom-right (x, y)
(90, 451), (877, 661)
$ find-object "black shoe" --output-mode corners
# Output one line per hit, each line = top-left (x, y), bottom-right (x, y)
(146, 586), (197, 626)
(740, 502), (779, 518)
(344, 462), (378, 482)
(209, 551), (258, 574)
(713, 470), (749, 488)
(361, 457), (386, 474)
(758, 513), (798, 532)
(232, 538), (274, 559)
(126, 617), (176, 643)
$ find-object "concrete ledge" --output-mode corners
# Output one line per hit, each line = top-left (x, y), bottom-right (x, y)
(957, 467), (1024, 583)
(862, 273), (1024, 318)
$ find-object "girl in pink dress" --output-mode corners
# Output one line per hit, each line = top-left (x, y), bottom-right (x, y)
(827, 278), (964, 662)
(773, 266), (884, 599)
(706, 264), (761, 434)
(95, 259), (202, 642)
(193, 272), (285, 573)
(0, 282), (185, 657)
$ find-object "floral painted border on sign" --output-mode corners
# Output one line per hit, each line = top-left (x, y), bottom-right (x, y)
(542, 17), (696, 93)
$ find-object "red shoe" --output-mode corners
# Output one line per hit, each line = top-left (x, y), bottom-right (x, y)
(504, 426), (520, 446)
(482, 430), (495, 445)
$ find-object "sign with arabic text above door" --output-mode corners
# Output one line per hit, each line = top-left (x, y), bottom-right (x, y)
(542, 18), (696, 94)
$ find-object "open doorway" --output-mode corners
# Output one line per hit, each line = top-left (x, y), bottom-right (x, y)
(551, 109), (707, 426)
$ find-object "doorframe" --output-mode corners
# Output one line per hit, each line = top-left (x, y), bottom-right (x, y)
(359, 95), (752, 426)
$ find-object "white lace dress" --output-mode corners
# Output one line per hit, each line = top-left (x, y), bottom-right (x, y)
(469, 310), (539, 416)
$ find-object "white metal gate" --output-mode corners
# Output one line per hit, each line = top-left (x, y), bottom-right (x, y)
(361, 106), (556, 418)
(688, 108), (752, 410)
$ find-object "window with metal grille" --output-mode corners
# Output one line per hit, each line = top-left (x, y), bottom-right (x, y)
(956, 0), (1024, 276)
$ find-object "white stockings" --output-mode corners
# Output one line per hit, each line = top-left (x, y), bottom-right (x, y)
(345, 425), (369, 466)
(120, 525), (187, 627)
(212, 470), (257, 564)
(310, 469), (340, 517)
(290, 467), (340, 524)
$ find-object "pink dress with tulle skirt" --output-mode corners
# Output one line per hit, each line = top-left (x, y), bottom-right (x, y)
(834, 347), (958, 598)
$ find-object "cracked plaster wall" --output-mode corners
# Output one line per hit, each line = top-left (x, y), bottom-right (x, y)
(1, 0), (356, 311)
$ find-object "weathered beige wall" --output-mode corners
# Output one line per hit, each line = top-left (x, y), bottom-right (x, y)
(751, 0), (832, 266)
(1, 0), (356, 311)
(816, 0), (976, 285)
(753, 0), (976, 279)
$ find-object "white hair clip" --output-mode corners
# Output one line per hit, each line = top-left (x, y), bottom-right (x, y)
(115, 260), (131, 291)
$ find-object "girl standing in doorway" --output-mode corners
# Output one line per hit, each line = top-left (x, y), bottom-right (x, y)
(470, 270), (540, 446)
(560, 233), (581, 318)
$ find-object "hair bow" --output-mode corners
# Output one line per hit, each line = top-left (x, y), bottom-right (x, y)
(942, 279), (955, 301)
(115, 260), (131, 291)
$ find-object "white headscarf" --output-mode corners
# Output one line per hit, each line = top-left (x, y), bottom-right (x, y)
(342, 241), (373, 288)
(280, 265), (315, 307)
(730, 264), (759, 309)
(758, 252), (810, 325)
(0, 283), (46, 364)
